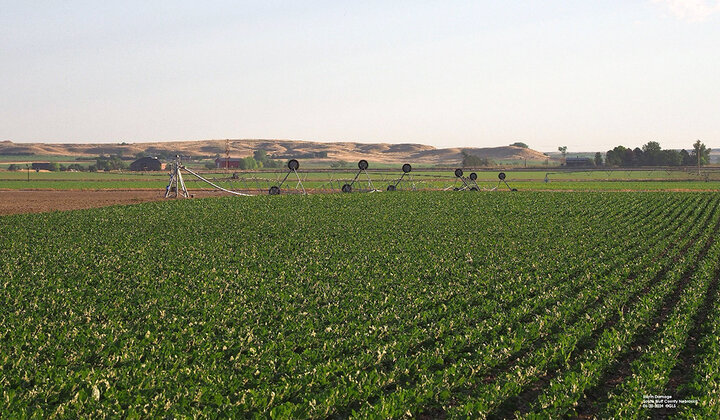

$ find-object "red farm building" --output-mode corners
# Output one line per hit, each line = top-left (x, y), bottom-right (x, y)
(214, 158), (244, 169)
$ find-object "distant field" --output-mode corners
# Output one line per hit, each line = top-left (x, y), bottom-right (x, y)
(2, 192), (719, 417)
(0, 154), (90, 162)
(1, 169), (718, 191)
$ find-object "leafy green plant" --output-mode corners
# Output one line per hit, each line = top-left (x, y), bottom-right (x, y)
(1, 192), (719, 418)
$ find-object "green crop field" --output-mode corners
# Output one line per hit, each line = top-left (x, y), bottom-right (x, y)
(2, 192), (720, 418)
(1, 168), (719, 191)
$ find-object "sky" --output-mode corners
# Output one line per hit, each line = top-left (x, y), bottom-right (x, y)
(1, 1), (719, 152)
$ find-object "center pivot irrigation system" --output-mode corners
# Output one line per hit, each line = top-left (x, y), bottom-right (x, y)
(498, 172), (519, 191)
(387, 163), (415, 191)
(342, 160), (379, 193)
(452, 169), (482, 191)
(447, 169), (517, 192)
(165, 156), (253, 198)
(164, 156), (517, 198)
(269, 159), (306, 195)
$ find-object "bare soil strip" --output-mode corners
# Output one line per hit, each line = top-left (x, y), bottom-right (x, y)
(0, 190), (229, 216)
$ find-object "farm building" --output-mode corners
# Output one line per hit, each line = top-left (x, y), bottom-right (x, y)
(565, 157), (593, 167)
(129, 157), (165, 171)
(214, 158), (244, 168)
(31, 163), (52, 171)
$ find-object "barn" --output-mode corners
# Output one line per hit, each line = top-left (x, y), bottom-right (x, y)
(215, 158), (244, 168)
(130, 157), (164, 171)
(565, 157), (593, 167)
(31, 163), (52, 170)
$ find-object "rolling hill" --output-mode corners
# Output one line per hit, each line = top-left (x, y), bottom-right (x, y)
(0, 139), (550, 165)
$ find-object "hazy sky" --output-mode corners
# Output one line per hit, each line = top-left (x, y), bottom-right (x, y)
(2, 1), (719, 151)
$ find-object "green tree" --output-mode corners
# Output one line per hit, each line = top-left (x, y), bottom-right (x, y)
(594, 152), (603, 167)
(252, 150), (283, 167)
(7, 164), (19, 171)
(461, 151), (491, 167)
(243, 156), (257, 169)
(48, 162), (60, 171)
(605, 146), (626, 166)
(96, 155), (127, 171)
(661, 150), (682, 166)
(641, 141), (662, 166)
(691, 140), (711, 167)
(264, 159), (282, 168)
(680, 149), (693, 166)
(253, 150), (268, 164)
(633, 147), (644, 166)
(510, 142), (529, 148)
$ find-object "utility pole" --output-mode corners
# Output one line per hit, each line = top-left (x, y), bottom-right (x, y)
(225, 139), (230, 170)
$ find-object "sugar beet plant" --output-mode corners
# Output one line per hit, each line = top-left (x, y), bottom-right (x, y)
(1, 192), (719, 418)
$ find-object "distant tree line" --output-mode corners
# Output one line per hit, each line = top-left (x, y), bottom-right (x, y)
(253, 150), (283, 168)
(604, 140), (710, 167)
(205, 149), (284, 170)
(96, 155), (127, 171)
(272, 151), (328, 159)
(8, 163), (90, 172)
(0, 151), (35, 156)
(461, 151), (493, 167)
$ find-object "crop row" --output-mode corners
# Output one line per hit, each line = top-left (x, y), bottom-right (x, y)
(520, 196), (720, 417)
(601, 225), (720, 417)
(407, 195), (720, 418)
(675, 248), (720, 418)
(255, 194), (700, 417)
(348, 193), (705, 417)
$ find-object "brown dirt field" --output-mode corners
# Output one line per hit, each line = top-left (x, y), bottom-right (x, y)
(0, 190), (230, 216)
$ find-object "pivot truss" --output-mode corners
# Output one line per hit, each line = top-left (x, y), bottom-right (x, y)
(269, 159), (307, 195)
(165, 156), (254, 198)
(342, 160), (379, 193)
(387, 163), (415, 191)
